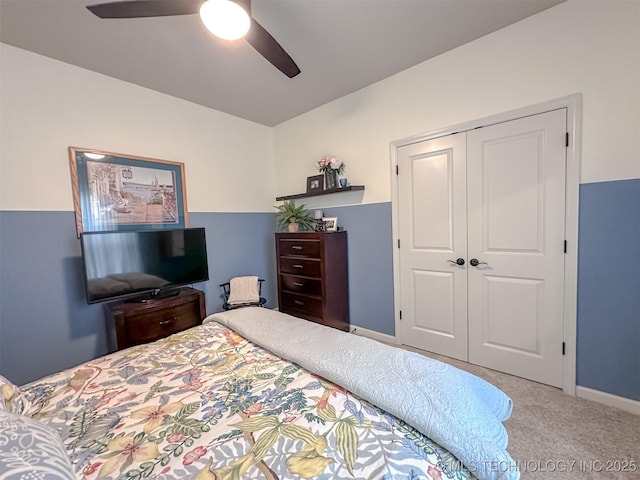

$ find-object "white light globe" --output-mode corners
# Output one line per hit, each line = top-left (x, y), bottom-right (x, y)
(200, 0), (250, 41)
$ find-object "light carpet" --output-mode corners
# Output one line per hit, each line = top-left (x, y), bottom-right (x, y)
(403, 346), (639, 480)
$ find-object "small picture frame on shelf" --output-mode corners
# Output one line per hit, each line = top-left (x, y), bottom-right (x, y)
(322, 217), (338, 232)
(306, 174), (324, 193)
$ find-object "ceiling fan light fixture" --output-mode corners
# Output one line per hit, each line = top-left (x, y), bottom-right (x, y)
(200, 0), (250, 41)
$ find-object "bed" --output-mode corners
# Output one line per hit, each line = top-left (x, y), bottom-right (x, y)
(0, 307), (519, 480)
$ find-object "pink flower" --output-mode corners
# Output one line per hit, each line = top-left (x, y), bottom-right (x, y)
(83, 462), (102, 475)
(183, 446), (208, 465)
(179, 378), (204, 391)
(167, 433), (185, 443)
(244, 403), (263, 415)
(317, 154), (345, 174)
(94, 388), (127, 410)
(427, 465), (443, 480)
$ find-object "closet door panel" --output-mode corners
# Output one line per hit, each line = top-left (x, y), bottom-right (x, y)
(467, 109), (567, 388)
(397, 133), (468, 361)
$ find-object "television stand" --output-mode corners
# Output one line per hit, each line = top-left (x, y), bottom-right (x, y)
(105, 287), (206, 350)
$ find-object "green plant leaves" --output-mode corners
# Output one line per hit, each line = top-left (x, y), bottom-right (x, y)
(274, 200), (314, 230)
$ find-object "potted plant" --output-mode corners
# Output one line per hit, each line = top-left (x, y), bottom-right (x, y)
(274, 200), (314, 232)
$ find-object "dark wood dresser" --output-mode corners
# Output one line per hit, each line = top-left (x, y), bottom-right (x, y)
(105, 287), (206, 350)
(276, 231), (349, 331)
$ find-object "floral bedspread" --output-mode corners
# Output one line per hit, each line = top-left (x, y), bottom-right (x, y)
(18, 320), (474, 480)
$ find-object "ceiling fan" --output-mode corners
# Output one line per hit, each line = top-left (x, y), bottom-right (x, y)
(85, 0), (301, 78)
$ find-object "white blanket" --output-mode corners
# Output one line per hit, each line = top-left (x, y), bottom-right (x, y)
(205, 308), (519, 480)
(227, 275), (260, 304)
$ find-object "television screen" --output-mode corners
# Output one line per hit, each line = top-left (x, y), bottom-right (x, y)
(80, 228), (209, 304)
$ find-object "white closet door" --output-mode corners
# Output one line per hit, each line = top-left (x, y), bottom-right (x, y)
(396, 109), (567, 387)
(397, 133), (468, 361)
(466, 109), (567, 387)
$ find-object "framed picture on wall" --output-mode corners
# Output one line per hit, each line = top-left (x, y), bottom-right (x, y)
(322, 217), (338, 232)
(68, 147), (189, 237)
(306, 174), (324, 193)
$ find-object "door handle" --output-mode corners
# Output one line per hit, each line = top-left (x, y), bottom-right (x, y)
(469, 258), (488, 267)
(447, 258), (465, 266)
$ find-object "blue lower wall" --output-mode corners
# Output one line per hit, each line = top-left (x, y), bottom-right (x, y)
(0, 211), (279, 384)
(321, 203), (395, 336)
(577, 179), (639, 401)
(0, 206), (394, 385)
(1, 181), (638, 403)
(0, 211), (109, 385)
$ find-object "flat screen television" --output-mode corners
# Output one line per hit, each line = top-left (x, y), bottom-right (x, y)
(80, 227), (209, 304)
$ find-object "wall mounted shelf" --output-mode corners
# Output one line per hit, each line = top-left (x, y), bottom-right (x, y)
(276, 185), (364, 201)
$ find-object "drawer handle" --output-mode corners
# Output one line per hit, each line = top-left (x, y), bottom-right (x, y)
(291, 245), (303, 250)
(292, 264), (304, 269)
(159, 317), (177, 326)
(294, 300), (305, 306)
(293, 282), (304, 287)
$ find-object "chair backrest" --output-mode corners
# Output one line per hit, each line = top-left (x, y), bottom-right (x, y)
(219, 278), (265, 310)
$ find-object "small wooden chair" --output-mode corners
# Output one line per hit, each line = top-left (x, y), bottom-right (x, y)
(220, 278), (266, 310)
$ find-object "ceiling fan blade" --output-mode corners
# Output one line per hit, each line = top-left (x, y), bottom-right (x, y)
(87, 0), (300, 78)
(86, 0), (203, 19)
(246, 19), (301, 78)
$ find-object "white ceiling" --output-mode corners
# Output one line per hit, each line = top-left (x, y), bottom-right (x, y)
(0, 0), (564, 126)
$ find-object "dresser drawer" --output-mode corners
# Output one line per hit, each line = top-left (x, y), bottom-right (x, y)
(123, 302), (201, 345)
(280, 275), (322, 296)
(279, 257), (321, 277)
(280, 292), (323, 316)
(278, 239), (321, 258)
(275, 232), (349, 332)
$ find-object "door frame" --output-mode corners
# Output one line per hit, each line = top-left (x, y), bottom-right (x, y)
(389, 94), (581, 395)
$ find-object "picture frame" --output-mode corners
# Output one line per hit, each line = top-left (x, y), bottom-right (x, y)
(306, 174), (324, 193)
(68, 147), (188, 237)
(322, 216), (338, 232)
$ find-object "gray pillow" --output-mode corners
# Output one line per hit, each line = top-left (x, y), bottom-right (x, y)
(0, 410), (74, 480)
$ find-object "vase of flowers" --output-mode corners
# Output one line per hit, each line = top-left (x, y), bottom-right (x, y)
(317, 155), (345, 190)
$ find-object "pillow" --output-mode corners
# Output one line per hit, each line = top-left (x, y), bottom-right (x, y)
(0, 375), (19, 413)
(0, 410), (74, 480)
(227, 276), (260, 305)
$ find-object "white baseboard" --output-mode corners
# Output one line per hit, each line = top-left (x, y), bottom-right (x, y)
(350, 325), (397, 345)
(576, 386), (640, 415)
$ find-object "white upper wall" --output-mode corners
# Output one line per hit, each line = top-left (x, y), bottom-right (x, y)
(0, 44), (275, 212)
(2, 1), (638, 213)
(274, 0), (640, 205)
